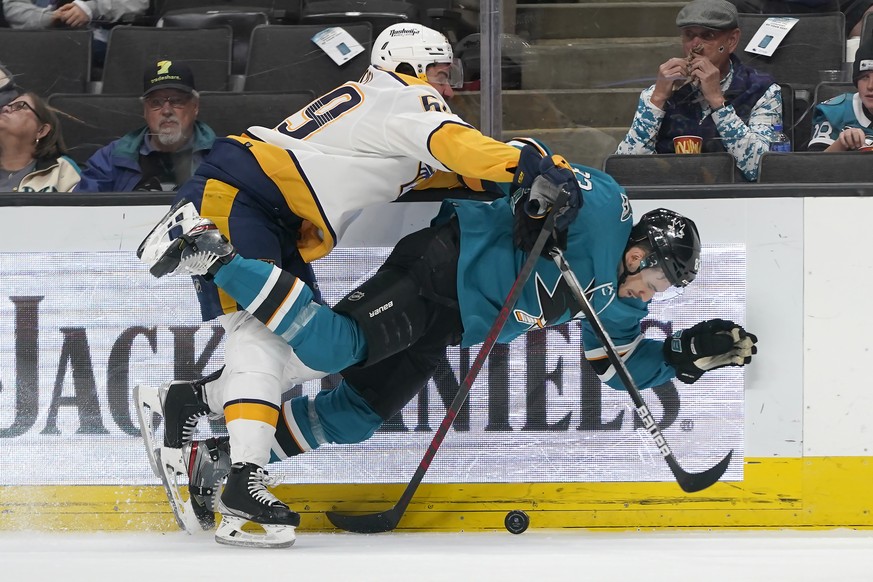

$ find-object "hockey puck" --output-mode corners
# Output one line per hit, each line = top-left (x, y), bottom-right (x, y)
(504, 510), (529, 534)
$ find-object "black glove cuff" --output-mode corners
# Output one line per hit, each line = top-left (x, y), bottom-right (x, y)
(675, 366), (705, 384)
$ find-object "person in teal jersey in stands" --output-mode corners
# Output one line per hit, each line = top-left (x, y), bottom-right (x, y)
(808, 38), (873, 151)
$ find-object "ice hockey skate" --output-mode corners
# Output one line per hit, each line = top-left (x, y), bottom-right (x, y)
(214, 462), (299, 549)
(185, 437), (232, 529)
(137, 199), (235, 278)
(134, 374), (229, 532)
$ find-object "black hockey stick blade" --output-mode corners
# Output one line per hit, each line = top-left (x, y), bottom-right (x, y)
(668, 449), (733, 493)
(551, 248), (733, 493)
(326, 506), (402, 534)
(327, 192), (570, 534)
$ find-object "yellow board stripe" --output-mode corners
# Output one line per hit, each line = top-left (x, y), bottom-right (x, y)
(224, 401), (280, 425)
(1, 457), (870, 531)
(199, 178), (240, 315)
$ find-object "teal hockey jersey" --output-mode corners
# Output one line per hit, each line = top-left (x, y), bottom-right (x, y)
(434, 163), (677, 391)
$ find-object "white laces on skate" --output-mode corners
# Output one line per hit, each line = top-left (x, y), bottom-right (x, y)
(248, 467), (284, 507)
(178, 250), (221, 276)
(181, 410), (209, 444)
(173, 222), (234, 276)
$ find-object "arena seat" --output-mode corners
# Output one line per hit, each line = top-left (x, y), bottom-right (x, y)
(48, 93), (142, 165)
(0, 30), (92, 95)
(102, 26), (233, 93)
(737, 12), (845, 90)
(860, 10), (873, 41)
(299, 0), (416, 38)
(603, 153), (738, 185)
(153, 0), (302, 23)
(197, 91), (316, 137)
(243, 23), (372, 95)
(158, 9), (269, 76)
(757, 151), (873, 182)
(813, 81), (855, 105)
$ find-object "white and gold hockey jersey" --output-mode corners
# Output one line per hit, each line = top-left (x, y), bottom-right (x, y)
(196, 66), (521, 263)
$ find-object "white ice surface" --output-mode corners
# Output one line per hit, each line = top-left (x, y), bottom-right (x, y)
(0, 529), (871, 581)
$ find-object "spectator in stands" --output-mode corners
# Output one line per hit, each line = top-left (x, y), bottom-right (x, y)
(0, 91), (81, 192)
(75, 61), (216, 192)
(615, 0), (782, 181)
(808, 38), (873, 151)
(3, 0), (149, 68)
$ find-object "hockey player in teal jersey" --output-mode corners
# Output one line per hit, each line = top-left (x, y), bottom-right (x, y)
(808, 38), (873, 152)
(138, 141), (757, 546)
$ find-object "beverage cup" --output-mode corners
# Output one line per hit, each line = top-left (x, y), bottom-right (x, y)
(673, 135), (703, 154)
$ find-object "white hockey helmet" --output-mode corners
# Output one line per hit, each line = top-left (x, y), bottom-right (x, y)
(371, 23), (461, 87)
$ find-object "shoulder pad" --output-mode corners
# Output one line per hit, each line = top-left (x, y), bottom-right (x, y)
(822, 93), (851, 107)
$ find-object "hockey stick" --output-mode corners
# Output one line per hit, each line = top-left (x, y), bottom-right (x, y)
(326, 191), (570, 534)
(551, 248), (732, 493)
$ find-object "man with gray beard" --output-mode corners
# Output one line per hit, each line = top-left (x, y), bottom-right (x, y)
(75, 61), (216, 192)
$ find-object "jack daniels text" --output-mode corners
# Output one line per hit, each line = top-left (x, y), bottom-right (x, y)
(0, 296), (682, 439)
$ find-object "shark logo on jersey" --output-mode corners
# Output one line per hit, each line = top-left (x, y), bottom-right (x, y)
(620, 193), (632, 222)
(513, 273), (586, 329)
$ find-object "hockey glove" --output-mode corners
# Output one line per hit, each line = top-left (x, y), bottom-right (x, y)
(511, 145), (582, 256)
(664, 318), (758, 384)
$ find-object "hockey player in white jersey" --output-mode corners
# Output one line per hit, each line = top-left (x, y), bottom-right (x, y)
(135, 23), (581, 548)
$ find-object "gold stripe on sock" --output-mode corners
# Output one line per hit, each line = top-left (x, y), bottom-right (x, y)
(224, 400), (280, 425)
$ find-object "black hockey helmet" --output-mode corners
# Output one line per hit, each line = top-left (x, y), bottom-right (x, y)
(628, 208), (701, 287)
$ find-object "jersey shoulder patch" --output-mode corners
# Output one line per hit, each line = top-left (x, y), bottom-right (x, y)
(620, 193), (632, 222)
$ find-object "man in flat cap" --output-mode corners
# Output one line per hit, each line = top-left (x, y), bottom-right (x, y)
(615, 0), (783, 181)
(76, 60), (216, 192)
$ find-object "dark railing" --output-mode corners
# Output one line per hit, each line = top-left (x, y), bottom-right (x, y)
(3, 179), (873, 209)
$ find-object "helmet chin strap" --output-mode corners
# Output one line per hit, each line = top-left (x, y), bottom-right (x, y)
(617, 257), (641, 289)
(618, 253), (659, 289)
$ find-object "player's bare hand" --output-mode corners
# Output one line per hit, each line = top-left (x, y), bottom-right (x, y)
(651, 58), (689, 108)
(55, 4), (90, 27)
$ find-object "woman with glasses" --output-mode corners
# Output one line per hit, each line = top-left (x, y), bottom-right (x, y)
(0, 92), (80, 192)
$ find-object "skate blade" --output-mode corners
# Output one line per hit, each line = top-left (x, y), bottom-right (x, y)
(156, 446), (205, 534)
(215, 515), (296, 549)
(133, 384), (165, 478)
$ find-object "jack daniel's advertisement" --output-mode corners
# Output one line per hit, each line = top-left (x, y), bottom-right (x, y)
(0, 247), (746, 485)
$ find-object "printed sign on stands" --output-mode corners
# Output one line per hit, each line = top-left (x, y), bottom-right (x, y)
(0, 246), (746, 485)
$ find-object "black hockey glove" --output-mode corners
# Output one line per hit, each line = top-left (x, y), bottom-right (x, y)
(664, 318), (758, 384)
(511, 145), (582, 257)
